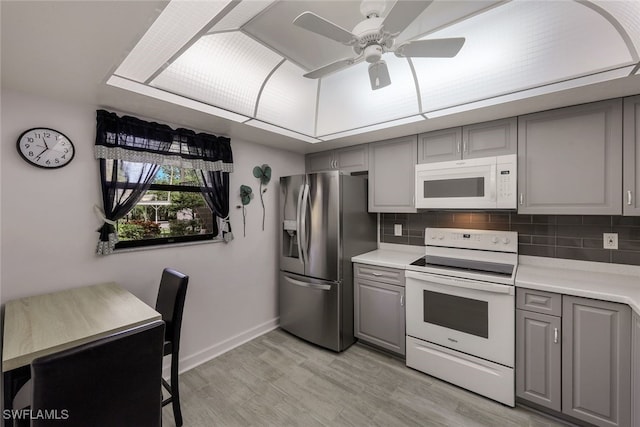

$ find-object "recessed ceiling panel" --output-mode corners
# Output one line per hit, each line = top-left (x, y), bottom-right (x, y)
(316, 56), (419, 136)
(255, 61), (318, 136)
(114, 0), (232, 83)
(207, 1), (275, 33)
(243, 0), (360, 71)
(151, 32), (283, 118)
(592, 0), (640, 59)
(414, 0), (635, 113)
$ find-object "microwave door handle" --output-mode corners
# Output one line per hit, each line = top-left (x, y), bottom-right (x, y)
(489, 165), (498, 202)
(405, 271), (514, 295)
(296, 184), (304, 265)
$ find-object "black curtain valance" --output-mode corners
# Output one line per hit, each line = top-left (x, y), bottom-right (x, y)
(94, 109), (233, 172)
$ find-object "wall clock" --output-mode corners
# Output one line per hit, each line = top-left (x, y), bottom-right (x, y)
(16, 127), (75, 169)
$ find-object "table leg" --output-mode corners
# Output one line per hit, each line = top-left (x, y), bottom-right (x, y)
(3, 366), (30, 427)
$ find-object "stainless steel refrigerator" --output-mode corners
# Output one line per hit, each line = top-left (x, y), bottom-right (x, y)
(279, 171), (377, 352)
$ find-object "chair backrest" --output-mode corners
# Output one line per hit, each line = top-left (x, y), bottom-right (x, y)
(155, 268), (189, 349)
(30, 320), (165, 427)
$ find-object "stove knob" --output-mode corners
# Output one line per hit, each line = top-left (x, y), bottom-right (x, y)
(430, 235), (436, 240)
(438, 234), (445, 240)
(491, 237), (499, 244)
(502, 237), (510, 244)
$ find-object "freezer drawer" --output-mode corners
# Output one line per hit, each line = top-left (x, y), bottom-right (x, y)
(279, 272), (341, 351)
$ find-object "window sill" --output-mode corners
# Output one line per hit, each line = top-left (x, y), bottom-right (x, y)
(109, 237), (225, 254)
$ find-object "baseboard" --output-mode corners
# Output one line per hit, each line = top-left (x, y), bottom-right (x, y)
(163, 317), (279, 378)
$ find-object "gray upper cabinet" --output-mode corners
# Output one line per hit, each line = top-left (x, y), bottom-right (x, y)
(518, 99), (623, 215)
(368, 135), (417, 213)
(306, 145), (368, 174)
(562, 296), (631, 427)
(417, 118), (516, 163)
(624, 95), (640, 216)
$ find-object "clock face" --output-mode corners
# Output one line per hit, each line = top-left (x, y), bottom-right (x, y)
(17, 128), (75, 169)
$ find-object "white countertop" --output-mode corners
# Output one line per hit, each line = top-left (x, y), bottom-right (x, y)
(351, 243), (423, 269)
(516, 256), (640, 316)
(351, 246), (640, 315)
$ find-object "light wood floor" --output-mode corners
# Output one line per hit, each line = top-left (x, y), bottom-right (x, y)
(162, 329), (570, 427)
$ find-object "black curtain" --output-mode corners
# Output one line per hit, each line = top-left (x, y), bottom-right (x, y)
(176, 128), (233, 240)
(95, 110), (234, 254)
(95, 111), (174, 254)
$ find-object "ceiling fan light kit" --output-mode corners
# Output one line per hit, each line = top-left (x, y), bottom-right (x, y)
(294, 0), (465, 90)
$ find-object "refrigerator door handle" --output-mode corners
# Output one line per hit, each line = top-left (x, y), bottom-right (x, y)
(296, 184), (305, 265)
(284, 275), (332, 291)
(300, 183), (310, 265)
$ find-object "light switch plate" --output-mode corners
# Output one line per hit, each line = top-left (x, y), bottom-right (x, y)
(394, 224), (402, 236)
(603, 233), (618, 249)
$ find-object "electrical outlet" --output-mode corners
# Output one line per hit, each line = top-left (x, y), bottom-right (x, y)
(603, 233), (618, 249)
(394, 224), (402, 236)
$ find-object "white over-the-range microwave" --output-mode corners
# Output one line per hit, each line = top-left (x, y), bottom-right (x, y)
(415, 154), (517, 209)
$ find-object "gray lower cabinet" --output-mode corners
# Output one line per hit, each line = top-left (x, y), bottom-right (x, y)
(632, 312), (640, 427)
(563, 296), (631, 427)
(517, 99), (623, 214)
(417, 117), (516, 163)
(517, 289), (633, 427)
(516, 309), (561, 411)
(306, 145), (368, 174)
(368, 135), (417, 213)
(354, 263), (405, 355)
(623, 95), (640, 216)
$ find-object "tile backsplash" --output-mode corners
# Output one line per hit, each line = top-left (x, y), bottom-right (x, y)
(380, 212), (640, 266)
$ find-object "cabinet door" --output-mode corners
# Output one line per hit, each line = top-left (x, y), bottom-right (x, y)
(306, 151), (335, 173)
(354, 277), (405, 355)
(632, 312), (640, 427)
(623, 95), (640, 216)
(368, 135), (417, 213)
(518, 99), (623, 214)
(562, 296), (631, 427)
(463, 117), (517, 159)
(335, 145), (368, 174)
(516, 310), (561, 411)
(417, 127), (462, 163)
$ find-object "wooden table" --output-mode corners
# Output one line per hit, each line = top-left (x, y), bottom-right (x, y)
(3, 282), (161, 372)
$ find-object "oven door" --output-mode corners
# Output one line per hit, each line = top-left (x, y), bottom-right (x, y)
(415, 157), (496, 209)
(405, 270), (514, 367)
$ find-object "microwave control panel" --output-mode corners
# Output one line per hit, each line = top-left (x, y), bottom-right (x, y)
(496, 155), (517, 208)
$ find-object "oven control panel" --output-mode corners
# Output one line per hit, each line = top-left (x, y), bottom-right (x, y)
(425, 228), (518, 253)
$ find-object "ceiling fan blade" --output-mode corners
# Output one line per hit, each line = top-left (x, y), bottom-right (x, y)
(293, 12), (356, 45)
(303, 57), (362, 79)
(382, 0), (433, 35)
(394, 38), (466, 58)
(368, 60), (391, 90)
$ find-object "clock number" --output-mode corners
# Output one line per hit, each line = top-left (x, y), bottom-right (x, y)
(43, 132), (50, 138)
(24, 144), (30, 149)
(28, 151), (34, 157)
(61, 155), (66, 159)
(64, 149), (68, 153)
(55, 159), (60, 164)
(27, 137), (34, 143)
(34, 133), (41, 138)
(35, 155), (42, 161)
(45, 160), (51, 165)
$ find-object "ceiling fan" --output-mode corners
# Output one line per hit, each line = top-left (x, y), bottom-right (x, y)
(293, 0), (465, 90)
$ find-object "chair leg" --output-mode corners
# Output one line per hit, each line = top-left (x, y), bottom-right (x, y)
(170, 352), (183, 427)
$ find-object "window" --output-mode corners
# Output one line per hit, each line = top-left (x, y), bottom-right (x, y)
(94, 110), (233, 255)
(115, 166), (219, 249)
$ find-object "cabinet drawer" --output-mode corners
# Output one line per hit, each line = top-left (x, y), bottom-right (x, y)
(354, 263), (404, 286)
(517, 288), (562, 316)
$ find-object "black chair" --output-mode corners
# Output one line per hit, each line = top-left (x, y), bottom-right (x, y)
(13, 320), (165, 427)
(156, 268), (189, 427)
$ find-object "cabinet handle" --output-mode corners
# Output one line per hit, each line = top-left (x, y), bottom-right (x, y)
(371, 272), (383, 277)
(400, 295), (405, 307)
(628, 190), (633, 206)
(519, 193), (524, 206)
(554, 328), (558, 344)
(457, 141), (461, 153)
(463, 140), (468, 154)
(335, 159), (339, 169)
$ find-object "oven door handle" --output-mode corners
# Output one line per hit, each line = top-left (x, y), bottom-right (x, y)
(406, 271), (514, 295)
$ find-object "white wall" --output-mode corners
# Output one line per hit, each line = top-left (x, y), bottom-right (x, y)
(0, 89), (305, 371)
